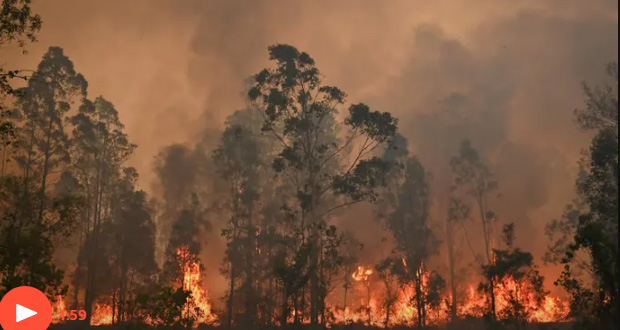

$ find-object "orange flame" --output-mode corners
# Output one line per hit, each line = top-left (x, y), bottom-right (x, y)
(177, 246), (218, 326)
(331, 264), (569, 328)
(91, 302), (113, 326)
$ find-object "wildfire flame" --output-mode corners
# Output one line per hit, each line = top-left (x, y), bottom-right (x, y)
(352, 265), (374, 282)
(176, 245), (218, 326)
(50, 295), (66, 323)
(50, 260), (568, 328)
(91, 302), (113, 326)
(332, 264), (570, 328)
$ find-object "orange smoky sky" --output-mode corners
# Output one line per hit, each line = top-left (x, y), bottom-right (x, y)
(4, 0), (617, 300)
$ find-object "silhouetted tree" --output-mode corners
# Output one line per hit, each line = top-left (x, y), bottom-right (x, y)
(554, 62), (618, 329)
(451, 139), (499, 320)
(248, 43), (398, 327)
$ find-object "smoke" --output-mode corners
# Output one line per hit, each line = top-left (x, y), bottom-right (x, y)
(5, 0), (617, 302)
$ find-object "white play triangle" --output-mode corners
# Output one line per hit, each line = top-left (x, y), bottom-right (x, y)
(16, 304), (37, 322)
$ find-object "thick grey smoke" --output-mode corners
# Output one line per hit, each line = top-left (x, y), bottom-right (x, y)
(6, 0), (617, 301)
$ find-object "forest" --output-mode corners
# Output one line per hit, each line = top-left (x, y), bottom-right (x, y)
(0, 1), (617, 330)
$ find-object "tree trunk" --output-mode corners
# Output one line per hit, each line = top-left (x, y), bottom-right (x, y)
(447, 220), (458, 321)
(280, 287), (288, 327)
(415, 277), (423, 328)
(244, 206), (256, 325)
(384, 301), (391, 328)
(309, 225), (319, 326)
(366, 284), (371, 326)
(84, 153), (105, 326)
(476, 191), (496, 320)
(37, 112), (55, 225)
(343, 284), (348, 323)
(226, 262), (235, 330)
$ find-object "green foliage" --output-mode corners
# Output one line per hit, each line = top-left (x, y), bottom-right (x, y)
(0, 46), (87, 301)
(0, 0), (42, 148)
(249, 43), (398, 214)
(0, 0), (40, 48)
(249, 43), (398, 325)
(551, 62), (618, 328)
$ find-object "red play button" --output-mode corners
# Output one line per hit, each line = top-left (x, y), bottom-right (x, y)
(0, 286), (52, 330)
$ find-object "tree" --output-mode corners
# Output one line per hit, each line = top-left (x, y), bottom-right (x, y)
(554, 62), (618, 328)
(0, 0), (41, 165)
(375, 257), (400, 328)
(162, 194), (206, 284)
(70, 95), (136, 324)
(381, 154), (439, 327)
(213, 107), (268, 329)
(482, 223), (547, 328)
(445, 196), (469, 321)
(0, 46), (84, 301)
(103, 168), (157, 323)
(248, 43), (398, 326)
(450, 139), (499, 319)
(17, 47), (86, 225)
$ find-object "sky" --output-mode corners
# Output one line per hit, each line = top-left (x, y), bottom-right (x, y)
(5, 0), (618, 301)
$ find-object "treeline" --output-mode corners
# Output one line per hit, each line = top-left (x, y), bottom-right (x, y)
(0, 1), (617, 330)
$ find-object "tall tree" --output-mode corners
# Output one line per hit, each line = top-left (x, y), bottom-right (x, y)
(213, 107), (269, 329)
(70, 95), (136, 324)
(0, 0), (41, 167)
(482, 223), (547, 327)
(384, 155), (440, 327)
(0, 46), (84, 300)
(450, 139), (499, 319)
(248, 44), (398, 326)
(102, 168), (157, 323)
(554, 62), (618, 328)
(445, 195), (469, 321)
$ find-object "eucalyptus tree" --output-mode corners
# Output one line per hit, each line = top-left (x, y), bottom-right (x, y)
(0, 46), (85, 299)
(450, 139), (499, 319)
(445, 195), (469, 321)
(70, 95), (135, 323)
(213, 107), (268, 329)
(553, 62), (618, 327)
(385, 156), (440, 327)
(0, 0), (41, 166)
(248, 44), (398, 326)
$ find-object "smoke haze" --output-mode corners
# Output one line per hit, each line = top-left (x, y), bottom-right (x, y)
(6, 0), (617, 303)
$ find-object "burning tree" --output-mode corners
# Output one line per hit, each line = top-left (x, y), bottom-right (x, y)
(481, 223), (547, 328)
(450, 139), (500, 320)
(445, 196), (470, 321)
(352, 265), (375, 325)
(378, 151), (442, 327)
